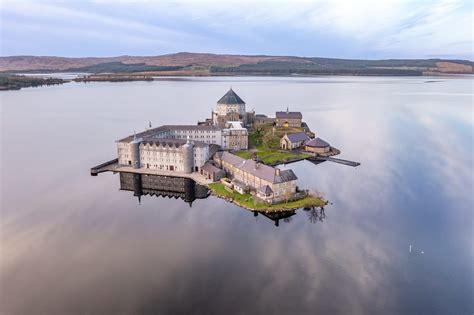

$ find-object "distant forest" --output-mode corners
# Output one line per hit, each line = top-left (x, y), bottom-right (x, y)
(210, 58), (473, 76)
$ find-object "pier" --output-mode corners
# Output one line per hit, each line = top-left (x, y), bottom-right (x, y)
(307, 156), (360, 167)
(90, 159), (213, 186)
(90, 158), (119, 175)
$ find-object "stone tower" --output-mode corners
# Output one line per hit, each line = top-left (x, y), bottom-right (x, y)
(182, 137), (194, 174)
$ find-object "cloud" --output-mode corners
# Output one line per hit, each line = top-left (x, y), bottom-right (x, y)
(0, 0), (472, 58)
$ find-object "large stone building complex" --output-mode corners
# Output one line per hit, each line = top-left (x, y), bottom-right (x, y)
(111, 88), (313, 205)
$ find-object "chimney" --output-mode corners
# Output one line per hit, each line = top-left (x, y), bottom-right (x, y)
(275, 168), (281, 176)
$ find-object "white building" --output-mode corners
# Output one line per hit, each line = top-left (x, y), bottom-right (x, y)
(117, 136), (209, 173)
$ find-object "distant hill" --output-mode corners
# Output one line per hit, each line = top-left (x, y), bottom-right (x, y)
(0, 52), (472, 76)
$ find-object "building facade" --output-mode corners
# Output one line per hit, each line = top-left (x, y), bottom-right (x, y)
(280, 132), (309, 150)
(275, 108), (303, 128)
(117, 137), (209, 173)
(212, 88), (256, 129)
(222, 121), (249, 150)
(254, 114), (276, 127)
(304, 137), (331, 154)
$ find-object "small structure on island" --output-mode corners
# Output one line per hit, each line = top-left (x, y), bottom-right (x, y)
(201, 162), (225, 182)
(275, 107), (302, 128)
(304, 137), (331, 154)
(280, 132), (309, 150)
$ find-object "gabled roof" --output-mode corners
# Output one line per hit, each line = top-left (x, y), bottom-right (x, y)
(276, 169), (298, 183)
(117, 124), (221, 142)
(216, 151), (246, 166)
(276, 111), (302, 119)
(217, 88), (246, 105)
(201, 162), (223, 174)
(285, 132), (309, 143)
(305, 137), (330, 148)
(257, 185), (273, 195)
(216, 151), (297, 184)
(238, 160), (276, 182)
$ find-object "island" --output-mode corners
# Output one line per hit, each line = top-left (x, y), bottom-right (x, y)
(91, 88), (360, 212)
(0, 74), (66, 91)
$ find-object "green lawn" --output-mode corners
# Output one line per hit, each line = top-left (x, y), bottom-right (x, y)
(234, 150), (310, 165)
(255, 151), (310, 165)
(208, 183), (325, 211)
(241, 124), (311, 165)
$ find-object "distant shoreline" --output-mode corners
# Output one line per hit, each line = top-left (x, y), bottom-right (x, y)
(2, 72), (472, 91)
(1, 52), (472, 77)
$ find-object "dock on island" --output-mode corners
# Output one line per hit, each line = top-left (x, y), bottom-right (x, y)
(90, 159), (213, 186)
(308, 156), (361, 167)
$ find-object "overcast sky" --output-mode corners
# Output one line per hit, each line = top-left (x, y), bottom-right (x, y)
(1, 0), (472, 59)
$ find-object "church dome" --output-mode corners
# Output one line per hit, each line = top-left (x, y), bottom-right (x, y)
(217, 88), (245, 105)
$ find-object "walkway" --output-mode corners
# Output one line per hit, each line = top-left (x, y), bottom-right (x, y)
(90, 159), (213, 186)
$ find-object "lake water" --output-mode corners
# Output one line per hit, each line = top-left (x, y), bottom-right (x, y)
(1, 76), (473, 314)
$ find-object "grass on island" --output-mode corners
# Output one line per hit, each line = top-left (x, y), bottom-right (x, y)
(235, 124), (310, 165)
(234, 150), (310, 165)
(208, 182), (325, 211)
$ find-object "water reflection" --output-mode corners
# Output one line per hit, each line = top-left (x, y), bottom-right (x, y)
(117, 172), (324, 226)
(119, 173), (209, 206)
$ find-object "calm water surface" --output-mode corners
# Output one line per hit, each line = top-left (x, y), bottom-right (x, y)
(1, 76), (473, 314)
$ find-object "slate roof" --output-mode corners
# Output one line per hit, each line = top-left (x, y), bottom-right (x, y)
(238, 160), (275, 182)
(276, 111), (302, 119)
(217, 88), (246, 105)
(305, 137), (330, 148)
(217, 151), (246, 166)
(216, 151), (297, 184)
(277, 169), (298, 183)
(285, 132), (309, 143)
(257, 185), (273, 195)
(201, 162), (223, 174)
(117, 124), (221, 142)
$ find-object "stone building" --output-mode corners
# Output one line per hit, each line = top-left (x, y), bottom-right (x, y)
(117, 136), (209, 173)
(212, 88), (246, 128)
(254, 114), (276, 127)
(211, 88), (255, 129)
(213, 151), (298, 203)
(118, 123), (247, 152)
(201, 162), (225, 182)
(222, 121), (249, 150)
(280, 132), (309, 150)
(275, 108), (303, 128)
(304, 137), (331, 154)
